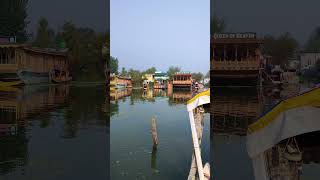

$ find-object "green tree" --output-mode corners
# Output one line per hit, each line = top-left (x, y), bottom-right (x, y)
(144, 67), (156, 74)
(33, 17), (55, 48)
(263, 33), (298, 66)
(305, 27), (320, 51)
(120, 67), (127, 76)
(128, 69), (142, 87)
(167, 66), (181, 80)
(192, 72), (204, 82)
(0, 0), (29, 42)
(110, 56), (118, 74)
(211, 16), (226, 35)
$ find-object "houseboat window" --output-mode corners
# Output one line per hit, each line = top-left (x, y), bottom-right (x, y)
(226, 45), (236, 61)
(214, 45), (224, 61)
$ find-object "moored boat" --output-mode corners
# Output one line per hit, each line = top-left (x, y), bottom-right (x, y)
(17, 70), (49, 84)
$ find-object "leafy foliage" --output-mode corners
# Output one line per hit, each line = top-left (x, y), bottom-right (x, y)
(263, 33), (299, 66)
(167, 66), (181, 80)
(0, 0), (29, 42)
(305, 27), (320, 51)
(211, 16), (226, 35)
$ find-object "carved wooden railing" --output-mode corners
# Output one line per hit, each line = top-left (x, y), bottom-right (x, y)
(172, 80), (192, 85)
(211, 59), (260, 70)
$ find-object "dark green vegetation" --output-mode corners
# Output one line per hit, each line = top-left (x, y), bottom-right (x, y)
(33, 19), (107, 81)
(263, 33), (298, 66)
(109, 58), (205, 87)
(1, 0), (107, 81)
(0, 0), (29, 42)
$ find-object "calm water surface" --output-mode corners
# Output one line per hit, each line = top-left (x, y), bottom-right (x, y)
(0, 84), (108, 180)
(110, 89), (210, 180)
(211, 84), (320, 180)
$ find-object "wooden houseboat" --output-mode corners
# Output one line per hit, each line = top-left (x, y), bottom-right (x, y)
(172, 72), (192, 89)
(211, 33), (264, 86)
(16, 47), (70, 84)
(110, 74), (132, 89)
(153, 71), (169, 89)
(0, 43), (26, 86)
(0, 43), (70, 85)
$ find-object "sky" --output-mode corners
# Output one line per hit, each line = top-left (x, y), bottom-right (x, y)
(27, 0), (109, 34)
(212, 0), (320, 44)
(111, 0), (210, 74)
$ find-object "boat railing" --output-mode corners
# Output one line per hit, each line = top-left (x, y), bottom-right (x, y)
(211, 58), (260, 70)
(172, 80), (192, 85)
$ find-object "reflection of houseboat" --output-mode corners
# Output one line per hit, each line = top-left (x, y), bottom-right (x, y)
(110, 74), (132, 89)
(110, 88), (132, 101)
(172, 72), (192, 89)
(0, 85), (69, 129)
(170, 90), (192, 104)
(211, 87), (262, 135)
(211, 33), (263, 86)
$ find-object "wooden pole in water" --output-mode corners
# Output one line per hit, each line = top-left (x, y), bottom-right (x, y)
(151, 116), (158, 147)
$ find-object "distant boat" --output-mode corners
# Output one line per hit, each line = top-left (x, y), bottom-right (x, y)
(17, 70), (49, 84)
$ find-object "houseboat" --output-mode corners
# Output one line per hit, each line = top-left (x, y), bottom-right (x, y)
(0, 43), (25, 86)
(110, 74), (132, 89)
(211, 33), (264, 86)
(0, 42), (71, 85)
(16, 47), (70, 84)
(153, 71), (169, 89)
(172, 72), (192, 89)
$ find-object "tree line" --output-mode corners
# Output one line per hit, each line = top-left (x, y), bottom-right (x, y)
(0, 0), (107, 81)
(109, 57), (206, 87)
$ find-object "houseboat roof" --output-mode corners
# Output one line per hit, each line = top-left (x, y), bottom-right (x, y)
(22, 47), (68, 57)
(211, 33), (264, 44)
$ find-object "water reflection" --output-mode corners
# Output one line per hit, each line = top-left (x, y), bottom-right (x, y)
(110, 88), (210, 180)
(0, 84), (108, 179)
(211, 82), (320, 180)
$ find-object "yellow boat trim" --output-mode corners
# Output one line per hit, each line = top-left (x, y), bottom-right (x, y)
(187, 89), (210, 105)
(0, 81), (23, 87)
(248, 87), (320, 134)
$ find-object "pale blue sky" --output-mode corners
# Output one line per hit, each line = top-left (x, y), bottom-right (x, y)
(111, 0), (209, 74)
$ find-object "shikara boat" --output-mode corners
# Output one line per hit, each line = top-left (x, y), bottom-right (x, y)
(247, 84), (320, 180)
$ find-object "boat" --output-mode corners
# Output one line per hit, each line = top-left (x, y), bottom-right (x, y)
(50, 69), (72, 83)
(211, 33), (263, 86)
(0, 79), (23, 87)
(246, 84), (320, 180)
(17, 70), (49, 84)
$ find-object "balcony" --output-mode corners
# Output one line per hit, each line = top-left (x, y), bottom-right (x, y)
(211, 59), (260, 71)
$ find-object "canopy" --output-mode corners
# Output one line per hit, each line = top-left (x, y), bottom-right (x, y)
(187, 89), (210, 112)
(246, 85), (320, 179)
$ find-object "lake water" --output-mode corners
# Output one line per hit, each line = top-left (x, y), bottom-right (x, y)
(211, 85), (320, 180)
(0, 84), (108, 180)
(110, 89), (210, 180)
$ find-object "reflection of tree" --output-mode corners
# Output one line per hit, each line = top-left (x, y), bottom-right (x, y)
(109, 102), (119, 117)
(62, 86), (106, 138)
(0, 129), (28, 176)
